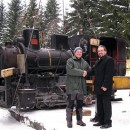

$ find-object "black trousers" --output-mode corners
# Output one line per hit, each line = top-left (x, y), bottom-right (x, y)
(66, 94), (84, 121)
(97, 94), (112, 125)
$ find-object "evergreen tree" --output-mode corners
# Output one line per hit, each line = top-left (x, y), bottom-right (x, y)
(26, 0), (37, 28)
(96, 0), (130, 56)
(62, 9), (70, 34)
(44, 0), (60, 25)
(65, 0), (99, 37)
(20, 0), (28, 29)
(3, 0), (22, 42)
(43, 0), (61, 46)
(0, 0), (6, 44)
(38, 4), (46, 46)
(96, 0), (127, 37)
(45, 18), (61, 47)
(121, 0), (130, 57)
(38, 4), (45, 30)
(65, 0), (130, 56)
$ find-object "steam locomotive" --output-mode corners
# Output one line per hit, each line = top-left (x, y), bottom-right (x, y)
(0, 28), (73, 109)
(0, 28), (127, 110)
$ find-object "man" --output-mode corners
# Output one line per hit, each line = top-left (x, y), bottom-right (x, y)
(92, 45), (114, 129)
(66, 47), (90, 128)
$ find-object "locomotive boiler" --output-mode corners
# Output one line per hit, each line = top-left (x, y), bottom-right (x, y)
(0, 28), (72, 109)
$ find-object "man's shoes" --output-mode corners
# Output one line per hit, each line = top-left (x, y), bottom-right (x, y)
(90, 114), (99, 122)
(93, 122), (102, 126)
(77, 120), (86, 126)
(100, 124), (112, 129)
(90, 117), (98, 122)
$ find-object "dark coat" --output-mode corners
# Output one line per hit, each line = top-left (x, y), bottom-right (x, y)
(92, 55), (114, 95)
(66, 56), (90, 95)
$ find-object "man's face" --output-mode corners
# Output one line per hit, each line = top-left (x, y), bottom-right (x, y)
(75, 50), (83, 59)
(98, 46), (107, 58)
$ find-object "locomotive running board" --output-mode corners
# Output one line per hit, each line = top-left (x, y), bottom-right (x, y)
(86, 76), (130, 90)
(113, 76), (130, 89)
(1, 67), (15, 77)
(1, 67), (19, 78)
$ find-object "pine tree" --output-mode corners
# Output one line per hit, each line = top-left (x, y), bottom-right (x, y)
(38, 4), (45, 30)
(3, 0), (22, 42)
(20, 0), (28, 29)
(65, 0), (99, 37)
(95, 0), (130, 56)
(26, 0), (37, 28)
(38, 4), (46, 46)
(44, 0), (60, 25)
(96, 0), (130, 37)
(0, 0), (6, 44)
(120, 0), (130, 57)
(63, 9), (70, 34)
(43, 0), (61, 47)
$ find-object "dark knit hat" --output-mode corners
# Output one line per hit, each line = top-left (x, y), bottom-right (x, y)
(74, 47), (83, 53)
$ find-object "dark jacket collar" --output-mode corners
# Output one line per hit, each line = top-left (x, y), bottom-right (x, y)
(100, 55), (107, 60)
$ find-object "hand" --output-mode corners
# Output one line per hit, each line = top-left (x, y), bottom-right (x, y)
(83, 71), (87, 77)
(101, 86), (107, 91)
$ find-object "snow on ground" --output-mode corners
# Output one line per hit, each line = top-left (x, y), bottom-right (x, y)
(126, 71), (130, 76)
(0, 107), (35, 130)
(22, 90), (130, 130)
(0, 90), (130, 130)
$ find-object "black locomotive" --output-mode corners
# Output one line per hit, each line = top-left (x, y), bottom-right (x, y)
(0, 28), (73, 109)
(0, 28), (126, 110)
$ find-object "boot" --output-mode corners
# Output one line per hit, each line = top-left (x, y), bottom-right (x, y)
(77, 120), (86, 126)
(67, 121), (72, 128)
(76, 108), (86, 126)
(66, 108), (73, 128)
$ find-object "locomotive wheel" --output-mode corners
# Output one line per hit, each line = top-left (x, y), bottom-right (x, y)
(48, 101), (55, 108)
(28, 104), (36, 110)
(36, 100), (46, 109)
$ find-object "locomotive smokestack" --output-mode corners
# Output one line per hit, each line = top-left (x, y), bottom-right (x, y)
(23, 28), (40, 50)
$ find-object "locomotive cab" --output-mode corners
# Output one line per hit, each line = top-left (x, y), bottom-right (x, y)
(88, 36), (126, 76)
(99, 37), (126, 76)
(89, 36), (129, 98)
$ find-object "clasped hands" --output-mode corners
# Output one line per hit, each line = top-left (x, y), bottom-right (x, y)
(101, 86), (107, 91)
(83, 70), (87, 77)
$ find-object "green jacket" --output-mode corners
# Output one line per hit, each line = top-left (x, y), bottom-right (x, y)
(66, 56), (90, 95)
